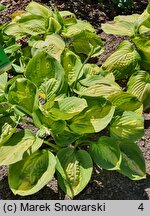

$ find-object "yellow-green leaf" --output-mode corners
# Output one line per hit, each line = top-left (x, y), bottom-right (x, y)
(127, 70), (150, 110)
(110, 111), (144, 142)
(119, 142), (146, 180)
(56, 147), (93, 198)
(89, 136), (121, 170)
(0, 130), (42, 165)
(9, 150), (56, 196)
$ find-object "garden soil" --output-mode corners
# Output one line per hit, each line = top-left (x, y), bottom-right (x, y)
(0, 0), (150, 200)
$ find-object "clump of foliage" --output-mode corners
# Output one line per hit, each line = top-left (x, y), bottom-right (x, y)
(0, 1), (147, 198)
(102, 1), (150, 110)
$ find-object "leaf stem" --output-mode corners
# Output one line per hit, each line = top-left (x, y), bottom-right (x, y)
(71, 50), (93, 95)
(43, 140), (60, 151)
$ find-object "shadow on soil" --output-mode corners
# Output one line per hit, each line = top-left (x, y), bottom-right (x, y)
(1, 168), (149, 200)
(144, 120), (150, 129)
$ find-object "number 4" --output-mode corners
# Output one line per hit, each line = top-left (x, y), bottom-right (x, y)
(138, 203), (144, 211)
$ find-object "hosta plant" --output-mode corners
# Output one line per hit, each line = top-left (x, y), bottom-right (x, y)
(102, 2), (150, 110)
(0, 2), (146, 198)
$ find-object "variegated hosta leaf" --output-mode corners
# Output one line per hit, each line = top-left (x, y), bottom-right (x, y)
(26, 1), (53, 18)
(61, 49), (83, 86)
(110, 111), (144, 142)
(0, 115), (18, 146)
(25, 52), (65, 89)
(56, 147), (93, 198)
(17, 14), (47, 36)
(102, 5), (150, 36)
(132, 36), (150, 70)
(58, 97), (87, 114)
(101, 19), (135, 37)
(3, 23), (26, 39)
(59, 10), (77, 26)
(47, 17), (62, 33)
(114, 14), (140, 23)
(11, 11), (26, 22)
(71, 30), (104, 57)
(5, 75), (23, 95)
(82, 63), (102, 77)
(89, 136), (121, 170)
(127, 70), (150, 110)
(29, 34), (65, 60)
(0, 130), (43, 165)
(134, 8), (150, 32)
(139, 25), (150, 34)
(69, 97), (115, 134)
(38, 78), (60, 101)
(47, 97), (88, 120)
(8, 78), (39, 116)
(76, 75), (121, 98)
(4, 11), (47, 37)
(62, 20), (95, 38)
(8, 150), (56, 196)
(102, 40), (141, 79)
(119, 142), (146, 180)
(109, 92), (142, 111)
